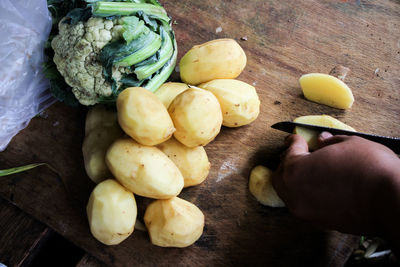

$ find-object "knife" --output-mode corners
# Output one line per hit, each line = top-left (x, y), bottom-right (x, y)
(271, 121), (400, 154)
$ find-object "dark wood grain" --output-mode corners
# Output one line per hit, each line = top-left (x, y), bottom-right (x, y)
(0, 198), (51, 267)
(76, 254), (108, 267)
(0, 0), (398, 266)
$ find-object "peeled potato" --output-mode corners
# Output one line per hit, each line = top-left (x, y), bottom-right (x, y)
(180, 39), (247, 85)
(82, 126), (124, 183)
(168, 87), (222, 147)
(157, 137), (210, 187)
(199, 79), (260, 127)
(87, 179), (137, 245)
(85, 105), (119, 135)
(117, 87), (175, 146)
(144, 197), (205, 247)
(106, 138), (184, 199)
(154, 82), (189, 108)
(294, 115), (356, 150)
(300, 73), (354, 109)
(249, 165), (285, 208)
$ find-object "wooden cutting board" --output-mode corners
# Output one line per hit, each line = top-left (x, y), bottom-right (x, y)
(1, 0), (399, 266)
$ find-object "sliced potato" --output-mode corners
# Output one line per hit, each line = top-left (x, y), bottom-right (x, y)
(85, 105), (118, 135)
(106, 138), (184, 199)
(180, 39), (247, 85)
(199, 79), (260, 127)
(168, 87), (222, 148)
(249, 165), (285, 208)
(294, 115), (355, 150)
(155, 82), (189, 108)
(144, 197), (205, 248)
(117, 87), (175, 146)
(87, 179), (137, 245)
(299, 73), (354, 109)
(82, 126), (124, 183)
(157, 137), (210, 187)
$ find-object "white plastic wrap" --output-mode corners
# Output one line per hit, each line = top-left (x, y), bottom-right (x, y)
(0, 0), (54, 151)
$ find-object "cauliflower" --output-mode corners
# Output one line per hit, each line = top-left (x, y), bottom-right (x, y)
(47, 1), (177, 106)
(52, 18), (127, 105)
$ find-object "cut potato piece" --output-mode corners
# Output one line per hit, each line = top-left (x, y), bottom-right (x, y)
(106, 138), (184, 199)
(199, 79), (260, 127)
(249, 165), (285, 208)
(157, 137), (210, 187)
(144, 197), (204, 248)
(87, 179), (137, 245)
(300, 73), (354, 109)
(294, 115), (356, 150)
(155, 82), (189, 108)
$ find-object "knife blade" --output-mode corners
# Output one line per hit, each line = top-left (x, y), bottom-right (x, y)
(271, 121), (400, 154)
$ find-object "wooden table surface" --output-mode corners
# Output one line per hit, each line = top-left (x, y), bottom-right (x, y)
(1, 0), (399, 266)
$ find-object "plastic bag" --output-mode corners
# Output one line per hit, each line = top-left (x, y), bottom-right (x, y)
(0, 0), (54, 151)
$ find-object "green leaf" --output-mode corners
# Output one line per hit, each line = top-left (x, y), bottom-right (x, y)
(64, 7), (92, 25)
(120, 75), (145, 87)
(0, 163), (57, 177)
(43, 61), (80, 106)
(99, 28), (161, 84)
(121, 16), (145, 43)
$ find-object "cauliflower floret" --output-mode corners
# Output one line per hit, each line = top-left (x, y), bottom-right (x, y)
(51, 17), (127, 105)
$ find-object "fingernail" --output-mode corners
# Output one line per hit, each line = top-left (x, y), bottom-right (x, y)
(319, 131), (333, 140)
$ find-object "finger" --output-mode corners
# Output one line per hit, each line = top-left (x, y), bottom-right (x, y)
(271, 164), (289, 202)
(318, 134), (349, 148)
(285, 134), (309, 158)
(317, 131), (333, 148)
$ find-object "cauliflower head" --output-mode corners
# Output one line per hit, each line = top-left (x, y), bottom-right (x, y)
(52, 17), (127, 105)
(47, 1), (177, 106)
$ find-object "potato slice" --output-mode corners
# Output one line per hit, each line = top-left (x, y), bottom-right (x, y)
(249, 165), (285, 208)
(294, 115), (356, 150)
(180, 39), (247, 85)
(117, 87), (175, 146)
(199, 79), (260, 127)
(154, 82), (189, 108)
(87, 179), (137, 245)
(157, 137), (210, 187)
(106, 138), (184, 199)
(299, 73), (354, 109)
(168, 87), (222, 148)
(82, 126), (124, 184)
(144, 197), (205, 248)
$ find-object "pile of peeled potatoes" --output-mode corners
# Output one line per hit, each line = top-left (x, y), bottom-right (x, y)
(83, 38), (261, 247)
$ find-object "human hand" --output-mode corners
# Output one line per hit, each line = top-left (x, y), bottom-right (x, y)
(271, 133), (400, 241)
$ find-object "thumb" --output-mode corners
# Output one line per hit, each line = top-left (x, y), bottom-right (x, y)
(317, 132), (349, 148)
(284, 134), (310, 158)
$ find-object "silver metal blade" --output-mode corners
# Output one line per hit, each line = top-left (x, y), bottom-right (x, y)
(271, 121), (400, 154)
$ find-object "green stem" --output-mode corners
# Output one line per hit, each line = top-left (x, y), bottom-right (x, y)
(134, 26), (173, 80)
(144, 37), (177, 92)
(92, 2), (170, 23)
(0, 163), (58, 176)
(116, 30), (161, 66)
